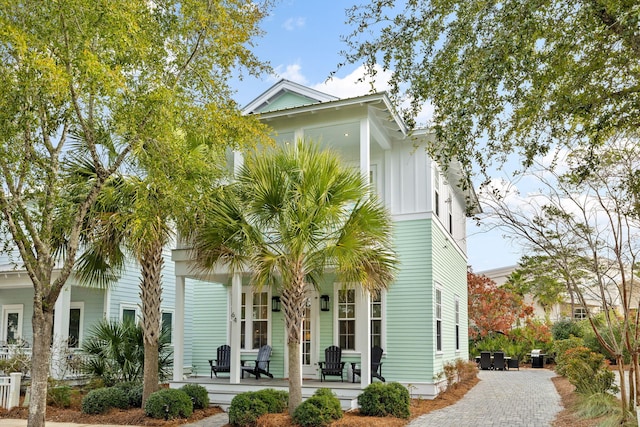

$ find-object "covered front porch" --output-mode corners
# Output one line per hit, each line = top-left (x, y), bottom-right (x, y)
(171, 252), (377, 394)
(170, 375), (366, 411)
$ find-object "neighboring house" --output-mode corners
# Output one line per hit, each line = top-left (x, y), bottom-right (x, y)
(171, 79), (480, 398)
(0, 246), (190, 377)
(479, 265), (615, 322)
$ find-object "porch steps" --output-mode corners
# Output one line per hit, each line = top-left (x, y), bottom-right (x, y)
(171, 379), (361, 412)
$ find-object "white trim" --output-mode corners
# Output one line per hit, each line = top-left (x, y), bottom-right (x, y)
(1, 304), (23, 343)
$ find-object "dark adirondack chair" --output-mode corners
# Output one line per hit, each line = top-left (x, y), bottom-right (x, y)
(319, 345), (345, 382)
(480, 351), (492, 370)
(493, 351), (506, 371)
(241, 345), (273, 380)
(209, 344), (231, 378)
(352, 345), (386, 383)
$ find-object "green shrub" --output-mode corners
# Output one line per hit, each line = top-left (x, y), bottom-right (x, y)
(559, 346), (617, 394)
(292, 389), (342, 427)
(144, 388), (193, 420)
(251, 388), (288, 413)
(81, 319), (173, 386)
(553, 336), (585, 376)
(181, 384), (210, 410)
(47, 385), (72, 408)
(81, 387), (129, 414)
(358, 382), (410, 419)
(228, 393), (268, 426)
(551, 319), (583, 340)
(114, 382), (143, 408)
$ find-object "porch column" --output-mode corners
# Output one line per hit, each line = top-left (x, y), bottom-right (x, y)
(358, 290), (371, 388)
(360, 118), (371, 184)
(230, 272), (242, 383)
(173, 275), (185, 381)
(51, 282), (71, 379)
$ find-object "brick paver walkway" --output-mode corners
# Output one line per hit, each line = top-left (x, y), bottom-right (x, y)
(407, 368), (562, 427)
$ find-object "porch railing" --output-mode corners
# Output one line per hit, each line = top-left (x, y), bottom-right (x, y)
(0, 346), (89, 380)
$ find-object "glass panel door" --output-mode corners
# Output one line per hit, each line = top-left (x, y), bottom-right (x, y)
(301, 293), (318, 378)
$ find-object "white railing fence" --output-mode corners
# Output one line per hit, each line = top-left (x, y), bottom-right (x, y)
(0, 373), (22, 410)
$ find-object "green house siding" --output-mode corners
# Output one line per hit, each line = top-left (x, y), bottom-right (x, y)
(191, 280), (228, 376)
(257, 92), (319, 113)
(385, 217), (469, 383)
(70, 286), (105, 345)
(385, 219), (433, 382)
(431, 219), (470, 373)
(0, 288), (35, 344)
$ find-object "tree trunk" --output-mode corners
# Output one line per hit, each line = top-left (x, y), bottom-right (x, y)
(140, 244), (163, 404)
(282, 275), (306, 414)
(287, 340), (302, 414)
(27, 304), (54, 427)
(617, 356), (628, 417)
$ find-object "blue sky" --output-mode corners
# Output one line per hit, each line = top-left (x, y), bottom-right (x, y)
(231, 0), (521, 272)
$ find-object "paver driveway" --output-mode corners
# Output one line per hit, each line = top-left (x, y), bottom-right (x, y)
(408, 368), (562, 427)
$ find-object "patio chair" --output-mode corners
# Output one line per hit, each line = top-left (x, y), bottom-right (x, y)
(352, 345), (386, 383)
(493, 351), (506, 371)
(480, 351), (492, 370)
(319, 345), (345, 382)
(241, 344), (273, 380)
(507, 357), (520, 371)
(209, 344), (231, 378)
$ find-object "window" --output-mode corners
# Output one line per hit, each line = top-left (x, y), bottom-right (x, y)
(574, 307), (587, 320)
(371, 293), (383, 348)
(121, 306), (138, 324)
(338, 289), (356, 350)
(162, 311), (173, 344)
(1, 304), (23, 344)
(240, 293), (246, 349)
(239, 290), (269, 350)
(68, 302), (84, 347)
(455, 296), (460, 351)
(252, 292), (268, 349)
(449, 212), (453, 234)
(435, 288), (442, 352)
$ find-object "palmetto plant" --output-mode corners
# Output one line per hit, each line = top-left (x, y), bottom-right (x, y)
(81, 319), (172, 387)
(190, 140), (398, 413)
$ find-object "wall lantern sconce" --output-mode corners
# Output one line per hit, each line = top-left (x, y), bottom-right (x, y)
(320, 295), (330, 312)
(271, 296), (281, 312)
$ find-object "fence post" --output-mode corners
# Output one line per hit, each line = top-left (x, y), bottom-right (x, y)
(8, 372), (21, 410)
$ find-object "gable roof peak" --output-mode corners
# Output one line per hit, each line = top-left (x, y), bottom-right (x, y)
(242, 79), (339, 114)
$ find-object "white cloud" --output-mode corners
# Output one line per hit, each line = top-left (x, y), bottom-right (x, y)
(312, 64), (434, 125)
(311, 64), (391, 98)
(272, 62), (308, 85)
(282, 16), (305, 31)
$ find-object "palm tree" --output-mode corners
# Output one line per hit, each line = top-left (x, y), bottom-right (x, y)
(190, 140), (398, 413)
(75, 138), (226, 403)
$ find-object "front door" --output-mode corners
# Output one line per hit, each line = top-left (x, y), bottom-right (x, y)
(301, 293), (318, 378)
